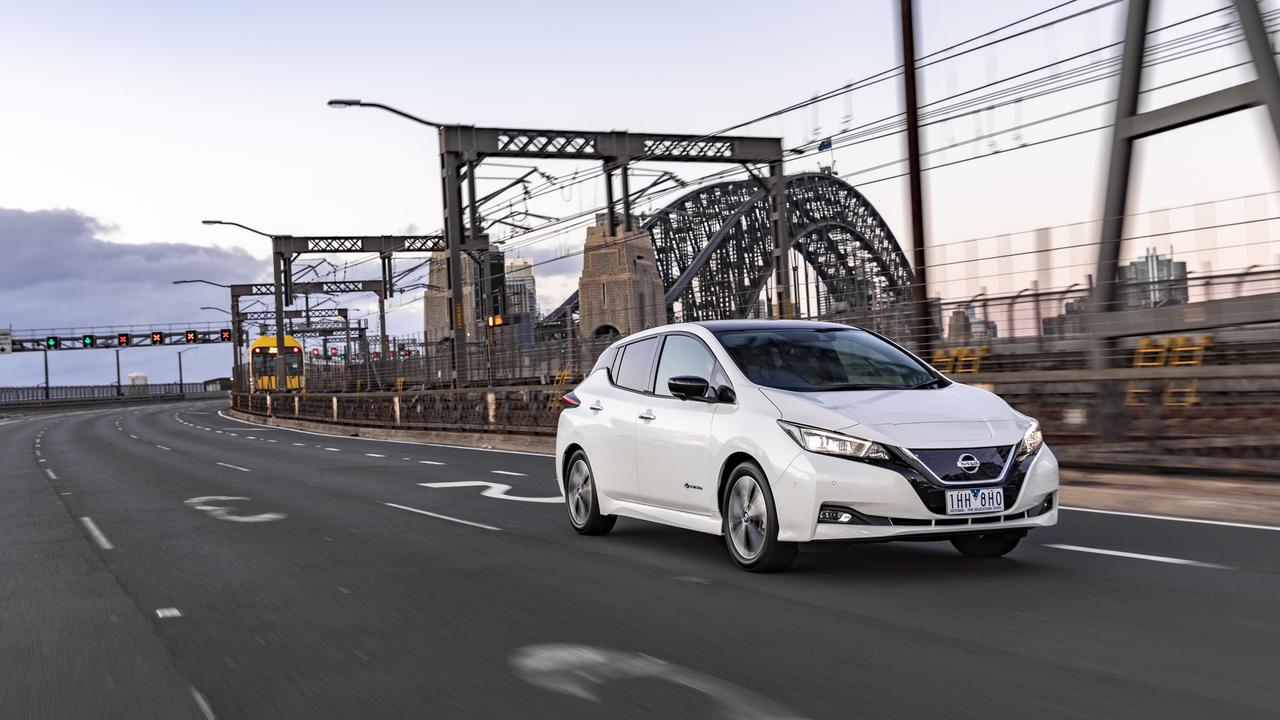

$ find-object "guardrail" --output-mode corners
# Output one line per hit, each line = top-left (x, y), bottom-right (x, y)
(232, 386), (564, 435)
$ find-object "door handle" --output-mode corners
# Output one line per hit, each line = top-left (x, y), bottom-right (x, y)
(589, 401), (604, 412)
(638, 410), (656, 421)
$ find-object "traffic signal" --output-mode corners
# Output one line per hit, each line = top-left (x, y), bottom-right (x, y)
(117, 333), (130, 347)
(185, 330), (198, 343)
(82, 334), (94, 348)
(219, 328), (231, 342)
(45, 336), (58, 349)
(310, 348), (321, 358)
(150, 331), (164, 345)
(329, 346), (339, 357)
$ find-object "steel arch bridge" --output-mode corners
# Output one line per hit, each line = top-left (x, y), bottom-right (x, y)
(644, 171), (913, 321)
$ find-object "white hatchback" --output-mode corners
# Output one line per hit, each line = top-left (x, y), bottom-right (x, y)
(555, 320), (1058, 572)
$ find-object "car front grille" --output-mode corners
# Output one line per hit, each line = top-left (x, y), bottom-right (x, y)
(906, 445), (1015, 485)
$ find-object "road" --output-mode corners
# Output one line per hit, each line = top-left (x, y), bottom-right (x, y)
(2, 400), (1277, 719)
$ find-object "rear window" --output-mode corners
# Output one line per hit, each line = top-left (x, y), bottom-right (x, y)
(613, 337), (660, 392)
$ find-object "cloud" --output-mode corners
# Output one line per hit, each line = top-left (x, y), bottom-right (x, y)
(0, 207), (268, 385)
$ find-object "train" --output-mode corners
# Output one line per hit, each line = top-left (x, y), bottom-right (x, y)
(249, 335), (304, 392)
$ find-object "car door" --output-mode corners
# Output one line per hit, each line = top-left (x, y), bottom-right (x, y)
(635, 333), (725, 514)
(582, 336), (661, 503)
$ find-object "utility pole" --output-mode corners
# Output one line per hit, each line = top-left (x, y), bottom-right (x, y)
(900, 0), (934, 353)
(272, 252), (289, 391)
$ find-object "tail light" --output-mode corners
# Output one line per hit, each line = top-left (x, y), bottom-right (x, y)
(561, 391), (581, 409)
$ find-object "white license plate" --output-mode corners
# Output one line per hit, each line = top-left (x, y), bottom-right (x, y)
(945, 487), (1005, 515)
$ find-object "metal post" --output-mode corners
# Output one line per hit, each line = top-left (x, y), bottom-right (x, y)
(900, 0), (933, 351)
(231, 295), (243, 393)
(620, 162), (633, 231)
(440, 143), (468, 387)
(769, 159), (791, 318)
(604, 166), (617, 236)
(115, 348), (122, 396)
(271, 249), (288, 392)
(43, 349), (50, 399)
(1090, 0), (1149, 365)
(1234, 0), (1280, 149)
(377, 292), (389, 360)
(178, 351), (184, 389)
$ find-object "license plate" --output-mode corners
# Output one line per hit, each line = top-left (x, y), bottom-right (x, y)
(945, 487), (1005, 515)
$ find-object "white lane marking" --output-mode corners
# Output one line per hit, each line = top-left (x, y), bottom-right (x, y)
(1044, 543), (1231, 569)
(418, 460), (445, 466)
(128, 434), (138, 439)
(292, 443), (306, 446)
(156, 445), (171, 451)
(155, 607), (183, 618)
(38, 458), (46, 463)
(383, 502), (501, 531)
(491, 470), (527, 477)
(185, 496), (286, 522)
(217, 410), (554, 457)
(246, 436), (257, 440)
(34, 449), (41, 456)
(190, 687), (216, 720)
(45, 468), (58, 480)
(1062, 506), (1280, 533)
(324, 447), (341, 452)
(215, 462), (251, 472)
(227, 433), (238, 437)
(420, 480), (562, 503)
(80, 517), (114, 550)
(364, 453), (386, 458)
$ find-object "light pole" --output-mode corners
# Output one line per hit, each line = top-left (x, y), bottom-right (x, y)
(329, 98), (468, 386)
(115, 348), (123, 397)
(201, 220), (289, 393)
(177, 346), (201, 394)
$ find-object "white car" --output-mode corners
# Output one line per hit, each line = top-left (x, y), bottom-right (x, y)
(555, 320), (1058, 572)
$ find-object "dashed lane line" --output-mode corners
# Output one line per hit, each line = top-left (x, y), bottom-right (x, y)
(1061, 506), (1280, 533)
(80, 517), (114, 551)
(491, 470), (527, 477)
(382, 502), (501, 531)
(45, 468), (58, 480)
(1044, 543), (1232, 570)
(215, 462), (251, 473)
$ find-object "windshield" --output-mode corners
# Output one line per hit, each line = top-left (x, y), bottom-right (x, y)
(714, 327), (940, 392)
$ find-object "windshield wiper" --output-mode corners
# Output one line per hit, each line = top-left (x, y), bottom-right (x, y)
(906, 377), (945, 389)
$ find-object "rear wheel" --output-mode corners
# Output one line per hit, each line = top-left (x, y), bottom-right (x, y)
(564, 450), (615, 535)
(951, 531), (1023, 558)
(723, 462), (797, 572)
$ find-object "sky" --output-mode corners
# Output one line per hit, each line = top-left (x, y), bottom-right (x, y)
(2, 0), (1278, 385)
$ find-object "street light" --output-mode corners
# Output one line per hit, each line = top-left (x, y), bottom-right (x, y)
(203, 219), (288, 392)
(173, 279), (230, 288)
(329, 98), (468, 387)
(326, 99), (446, 128)
(200, 306), (231, 315)
(177, 346), (201, 391)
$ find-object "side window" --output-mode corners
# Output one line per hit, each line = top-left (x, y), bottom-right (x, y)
(613, 337), (660, 392)
(655, 335), (719, 398)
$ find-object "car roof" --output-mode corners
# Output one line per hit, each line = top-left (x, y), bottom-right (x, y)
(692, 319), (861, 332)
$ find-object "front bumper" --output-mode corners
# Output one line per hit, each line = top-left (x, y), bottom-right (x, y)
(772, 445), (1060, 542)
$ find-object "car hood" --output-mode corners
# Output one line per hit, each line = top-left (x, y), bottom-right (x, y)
(758, 383), (1025, 448)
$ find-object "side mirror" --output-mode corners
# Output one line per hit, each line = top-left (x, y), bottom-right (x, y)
(667, 375), (710, 401)
(716, 385), (736, 404)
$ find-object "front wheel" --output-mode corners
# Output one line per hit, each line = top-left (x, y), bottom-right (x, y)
(564, 450), (615, 535)
(951, 531), (1023, 558)
(723, 462), (797, 572)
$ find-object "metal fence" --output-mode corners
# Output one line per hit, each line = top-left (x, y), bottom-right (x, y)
(0, 383), (208, 404)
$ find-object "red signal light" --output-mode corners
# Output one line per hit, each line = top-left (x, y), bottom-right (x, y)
(310, 348), (321, 358)
(150, 332), (164, 345)
(117, 333), (130, 347)
(218, 329), (231, 342)
(329, 347), (339, 356)
(185, 330), (198, 343)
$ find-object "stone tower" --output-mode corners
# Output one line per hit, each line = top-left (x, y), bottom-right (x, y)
(577, 214), (668, 339)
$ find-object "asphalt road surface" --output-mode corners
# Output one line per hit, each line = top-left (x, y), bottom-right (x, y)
(3, 400), (1277, 719)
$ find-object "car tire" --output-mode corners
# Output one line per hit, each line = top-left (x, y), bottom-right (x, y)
(564, 450), (615, 535)
(722, 461), (797, 572)
(951, 531), (1023, 558)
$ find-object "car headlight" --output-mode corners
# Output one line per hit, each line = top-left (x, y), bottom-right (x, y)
(777, 421), (891, 461)
(1017, 419), (1043, 460)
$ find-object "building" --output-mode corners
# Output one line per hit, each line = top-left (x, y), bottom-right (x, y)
(577, 214), (667, 339)
(1116, 249), (1188, 310)
(505, 258), (539, 345)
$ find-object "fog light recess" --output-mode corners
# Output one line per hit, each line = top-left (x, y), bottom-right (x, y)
(818, 508), (855, 524)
